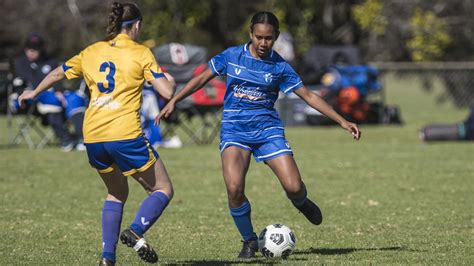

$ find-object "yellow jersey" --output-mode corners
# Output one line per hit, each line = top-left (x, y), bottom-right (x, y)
(62, 34), (164, 143)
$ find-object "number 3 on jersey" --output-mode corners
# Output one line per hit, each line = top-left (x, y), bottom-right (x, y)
(98, 61), (116, 93)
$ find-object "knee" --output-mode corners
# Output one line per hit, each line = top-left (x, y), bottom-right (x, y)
(150, 185), (174, 201)
(163, 186), (174, 201)
(226, 183), (245, 202)
(284, 181), (305, 198)
(107, 189), (129, 203)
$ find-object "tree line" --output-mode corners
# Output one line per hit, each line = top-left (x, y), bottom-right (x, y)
(1, 0), (473, 63)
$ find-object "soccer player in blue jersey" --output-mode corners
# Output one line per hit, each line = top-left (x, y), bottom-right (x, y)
(158, 11), (361, 258)
(19, 2), (176, 265)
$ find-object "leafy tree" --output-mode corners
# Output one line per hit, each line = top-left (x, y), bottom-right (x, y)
(406, 9), (451, 62)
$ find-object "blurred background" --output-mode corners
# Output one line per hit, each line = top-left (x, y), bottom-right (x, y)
(0, 2), (473, 264)
(1, 0), (473, 147)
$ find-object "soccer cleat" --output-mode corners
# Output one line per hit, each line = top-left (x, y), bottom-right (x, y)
(75, 142), (86, 151)
(98, 257), (115, 266)
(237, 239), (259, 259)
(293, 198), (323, 225)
(120, 228), (158, 263)
(60, 142), (75, 152)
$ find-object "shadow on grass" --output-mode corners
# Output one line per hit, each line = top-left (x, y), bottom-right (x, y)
(294, 245), (420, 255)
(169, 257), (307, 265)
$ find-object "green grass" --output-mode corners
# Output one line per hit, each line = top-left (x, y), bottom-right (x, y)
(0, 74), (473, 264)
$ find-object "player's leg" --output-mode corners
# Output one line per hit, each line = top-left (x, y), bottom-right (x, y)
(265, 154), (323, 225)
(129, 157), (173, 236)
(98, 165), (129, 265)
(221, 145), (258, 258)
(118, 158), (172, 263)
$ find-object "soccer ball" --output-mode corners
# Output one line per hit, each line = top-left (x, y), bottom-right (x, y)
(258, 224), (296, 259)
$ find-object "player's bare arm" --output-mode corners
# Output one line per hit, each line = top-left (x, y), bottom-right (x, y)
(149, 73), (176, 100)
(294, 86), (361, 140)
(18, 66), (65, 106)
(156, 68), (216, 123)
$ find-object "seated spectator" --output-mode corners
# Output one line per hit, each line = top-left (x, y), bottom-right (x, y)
(13, 33), (85, 151)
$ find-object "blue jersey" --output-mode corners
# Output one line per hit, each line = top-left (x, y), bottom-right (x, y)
(209, 43), (303, 143)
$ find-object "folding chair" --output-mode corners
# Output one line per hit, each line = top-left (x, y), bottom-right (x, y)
(165, 81), (224, 145)
(153, 43), (225, 145)
(9, 103), (55, 149)
(160, 92), (224, 145)
(6, 79), (61, 149)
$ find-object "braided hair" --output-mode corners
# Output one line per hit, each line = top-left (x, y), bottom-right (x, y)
(105, 2), (142, 41)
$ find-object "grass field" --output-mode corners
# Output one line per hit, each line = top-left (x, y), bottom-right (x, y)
(0, 75), (473, 265)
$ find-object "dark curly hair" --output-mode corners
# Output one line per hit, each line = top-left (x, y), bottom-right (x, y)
(105, 2), (142, 41)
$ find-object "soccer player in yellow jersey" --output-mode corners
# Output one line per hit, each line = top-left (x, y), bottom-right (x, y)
(19, 2), (175, 265)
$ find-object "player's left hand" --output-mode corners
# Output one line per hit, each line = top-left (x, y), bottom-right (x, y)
(341, 121), (361, 140)
(155, 100), (176, 125)
(18, 90), (37, 108)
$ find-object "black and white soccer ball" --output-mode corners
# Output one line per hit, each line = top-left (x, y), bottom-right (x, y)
(258, 224), (296, 259)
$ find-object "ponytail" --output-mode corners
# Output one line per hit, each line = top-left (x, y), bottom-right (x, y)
(105, 2), (124, 41)
(105, 2), (142, 41)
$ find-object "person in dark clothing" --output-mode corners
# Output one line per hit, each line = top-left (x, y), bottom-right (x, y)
(14, 33), (84, 151)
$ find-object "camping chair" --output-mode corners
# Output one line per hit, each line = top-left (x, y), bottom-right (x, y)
(9, 102), (55, 149)
(160, 65), (225, 145)
(7, 77), (87, 150)
(153, 43), (224, 145)
(3, 61), (55, 149)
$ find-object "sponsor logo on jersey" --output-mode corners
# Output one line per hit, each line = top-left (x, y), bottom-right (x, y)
(91, 96), (121, 109)
(233, 83), (265, 100)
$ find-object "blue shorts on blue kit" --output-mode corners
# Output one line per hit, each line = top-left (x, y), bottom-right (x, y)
(85, 136), (158, 176)
(220, 137), (293, 162)
(209, 43), (304, 163)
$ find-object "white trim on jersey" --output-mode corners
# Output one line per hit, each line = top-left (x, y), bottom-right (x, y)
(227, 73), (267, 86)
(267, 135), (284, 139)
(210, 59), (221, 75)
(228, 62), (247, 69)
(227, 126), (284, 134)
(283, 81), (303, 93)
(264, 126), (284, 131)
(222, 119), (255, 122)
(257, 149), (292, 159)
(228, 62), (269, 74)
(223, 109), (242, 112)
(243, 55), (276, 64)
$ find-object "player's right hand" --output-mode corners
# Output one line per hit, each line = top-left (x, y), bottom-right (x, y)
(18, 90), (36, 108)
(341, 121), (361, 140)
(155, 101), (175, 125)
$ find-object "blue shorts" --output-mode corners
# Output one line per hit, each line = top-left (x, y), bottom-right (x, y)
(85, 136), (158, 176)
(220, 137), (293, 162)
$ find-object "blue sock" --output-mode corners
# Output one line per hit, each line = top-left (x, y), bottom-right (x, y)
(130, 191), (170, 237)
(230, 201), (257, 241)
(102, 201), (124, 262)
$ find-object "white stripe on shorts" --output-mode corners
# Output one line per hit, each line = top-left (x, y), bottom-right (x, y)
(257, 149), (292, 159)
(220, 141), (252, 152)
